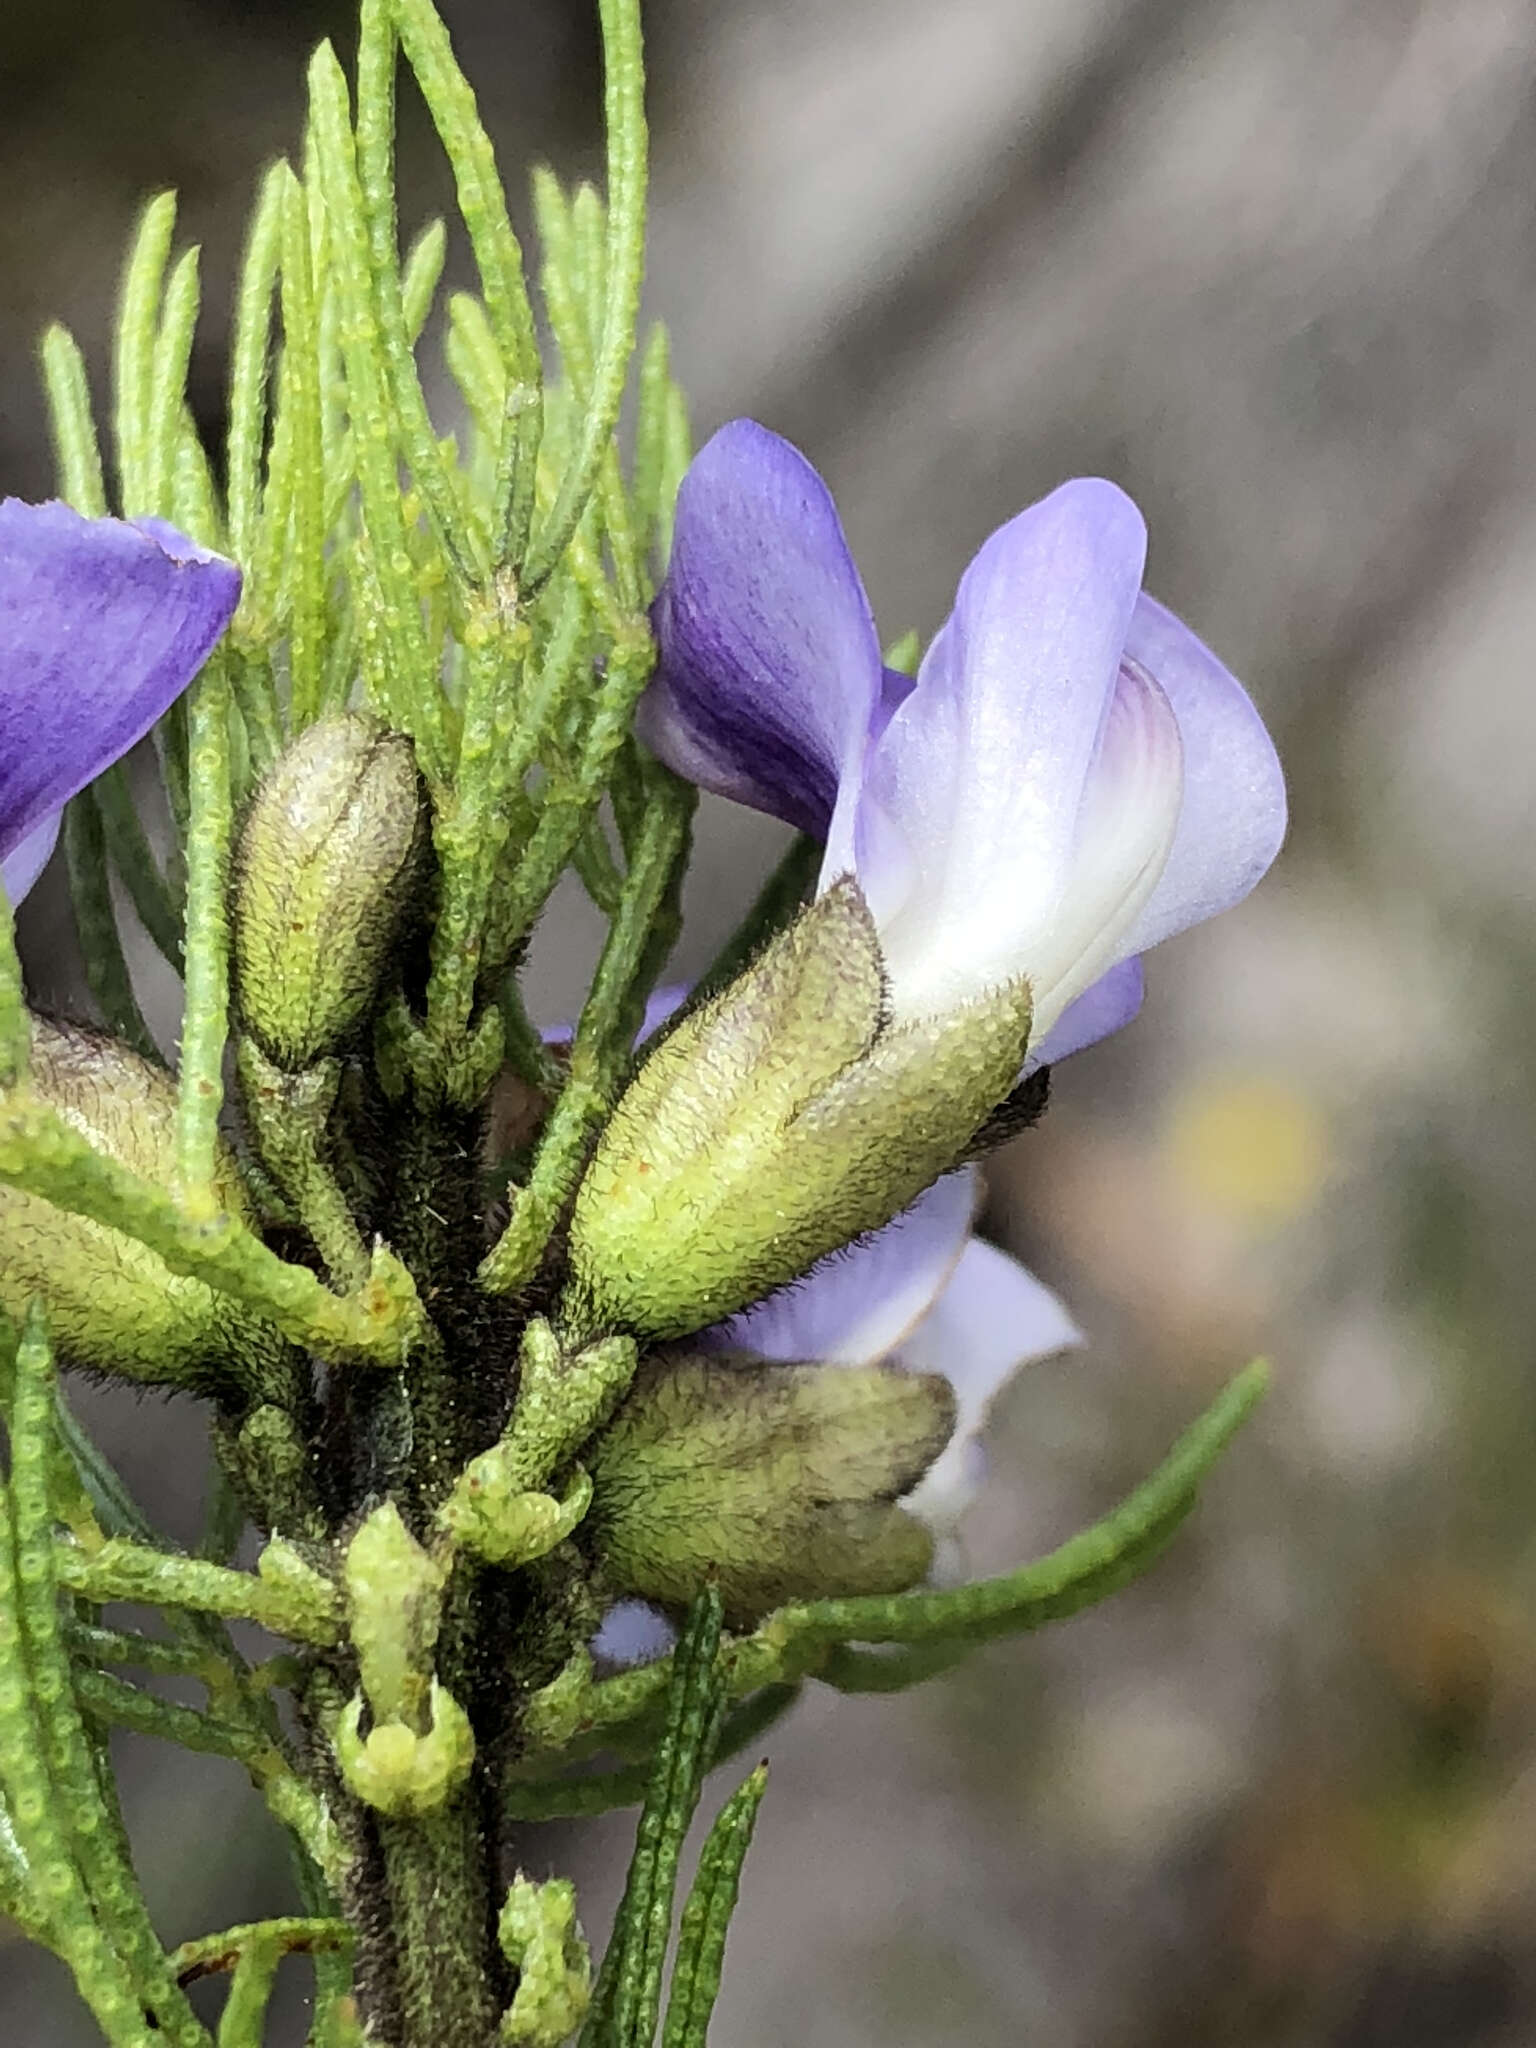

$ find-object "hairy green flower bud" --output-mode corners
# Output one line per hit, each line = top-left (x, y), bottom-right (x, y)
(0, 1018), (282, 1392)
(232, 713), (427, 1069)
(566, 880), (1031, 1340)
(584, 1350), (956, 1626)
(343, 1501), (447, 1729)
(333, 1679), (474, 1818)
(498, 1876), (591, 2047)
(439, 1459), (592, 1569)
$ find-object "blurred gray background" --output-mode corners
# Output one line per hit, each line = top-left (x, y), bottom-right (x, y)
(10, 0), (1536, 2042)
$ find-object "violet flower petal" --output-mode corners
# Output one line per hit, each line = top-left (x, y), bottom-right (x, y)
(853, 480), (1178, 1028)
(716, 1168), (978, 1366)
(591, 1599), (676, 1668)
(0, 500), (240, 865)
(1118, 593), (1288, 955)
(897, 1236), (1082, 1521)
(1027, 954), (1145, 1071)
(0, 812), (62, 907)
(641, 420), (882, 841)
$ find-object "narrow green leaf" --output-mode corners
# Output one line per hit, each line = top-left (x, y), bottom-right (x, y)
(526, 0), (647, 592)
(145, 245), (202, 519)
(660, 1765), (768, 2048)
(774, 1360), (1271, 1652)
(40, 323), (109, 517)
(7, 1309), (210, 2045)
(585, 1588), (726, 2048)
(175, 662), (235, 1211)
(227, 161), (288, 570)
(93, 758), (185, 968)
(113, 191), (177, 515)
(62, 792), (159, 1059)
(391, 0), (544, 564)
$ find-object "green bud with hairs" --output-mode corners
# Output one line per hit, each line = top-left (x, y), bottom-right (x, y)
(564, 878), (1032, 1341)
(232, 711), (428, 1070)
(582, 1347), (957, 1627)
(0, 1017), (285, 1394)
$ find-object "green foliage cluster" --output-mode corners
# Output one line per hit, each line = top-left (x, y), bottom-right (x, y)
(0, 1), (1268, 2041)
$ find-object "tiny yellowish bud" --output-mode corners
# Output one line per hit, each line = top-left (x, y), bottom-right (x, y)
(498, 1875), (591, 2047)
(439, 1458), (592, 1569)
(566, 880), (1030, 1341)
(333, 1679), (474, 1817)
(0, 1018), (283, 1392)
(343, 1501), (448, 1728)
(232, 713), (427, 1069)
(584, 1351), (956, 1626)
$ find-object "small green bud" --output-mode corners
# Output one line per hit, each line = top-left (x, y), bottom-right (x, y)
(497, 1319), (637, 1493)
(566, 880), (1030, 1340)
(520, 1648), (593, 1753)
(584, 1351), (956, 1626)
(232, 713), (427, 1069)
(333, 1679), (474, 1817)
(226, 1403), (324, 1536)
(0, 1018), (283, 1391)
(343, 1501), (447, 1728)
(439, 1459), (592, 1569)
(257, 1537), (342, 1636)
(497, 1875), (591, 2047)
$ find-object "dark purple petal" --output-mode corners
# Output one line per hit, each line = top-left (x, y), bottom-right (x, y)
(1120, 594), (1287, 955)
(640, 420), (883, 840)
(0, 501), (240, 864)
(1, 812), (62, 906)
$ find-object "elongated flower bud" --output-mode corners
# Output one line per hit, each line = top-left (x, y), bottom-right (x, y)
(0, 1019), (282, 1392)
(334, 1679), (474, 1818)
(232, 713), (427, 1069)
(583, 1349), (956, 1625)
(498, 1877), (591, 2048)
(343, 1501), (447, 1729)
(566, 880), (1030, 1340)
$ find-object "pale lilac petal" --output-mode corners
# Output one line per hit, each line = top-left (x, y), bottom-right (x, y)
(591, 1599), (676, 1667)
(898, 1238), (1082, 1521)
(1119, 594), (1287, 954)
(1021, 656), (1183, 1040)
(1, 811), (61, 906)
(641, 420), (882, 840)
(1026, 955), (1145, 1070)
(719, 1169), (978, 1366)
(0, 500), (240, 861)
(853, 480), (1150, 1017)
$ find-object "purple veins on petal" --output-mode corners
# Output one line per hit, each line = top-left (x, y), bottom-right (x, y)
(0, 500), (241, 895)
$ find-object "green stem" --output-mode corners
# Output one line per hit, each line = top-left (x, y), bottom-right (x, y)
(375, 1801), (501, 2048)
(176, 661), (235, 1211)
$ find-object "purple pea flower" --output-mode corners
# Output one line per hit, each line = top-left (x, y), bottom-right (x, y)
(639, 420), (1286, 1063)
(0, 499), (242, 904)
